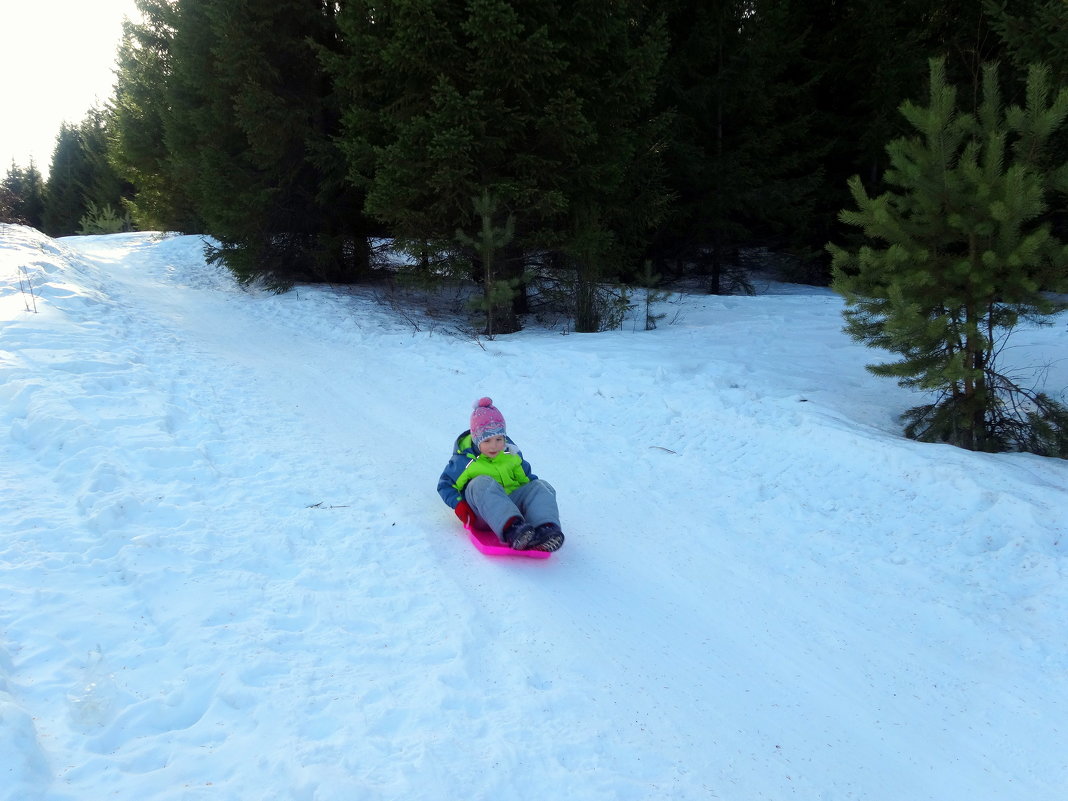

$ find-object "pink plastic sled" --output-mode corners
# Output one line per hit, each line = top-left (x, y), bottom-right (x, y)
(464, 522), (553, 559)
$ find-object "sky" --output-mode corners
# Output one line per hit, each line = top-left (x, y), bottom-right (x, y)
(0, 0), (139, 176)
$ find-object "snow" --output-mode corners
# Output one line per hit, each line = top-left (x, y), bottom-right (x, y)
(1, 223), (1066, 801)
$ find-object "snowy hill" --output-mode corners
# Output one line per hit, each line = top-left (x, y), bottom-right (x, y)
(1, 224), (1066, 801)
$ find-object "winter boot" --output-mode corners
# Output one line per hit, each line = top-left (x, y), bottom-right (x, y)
(531, 523), (565, 552)
(504, 519), (538, 550)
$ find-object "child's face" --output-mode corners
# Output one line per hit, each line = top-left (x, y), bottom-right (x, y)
(478, 435), (506, 457)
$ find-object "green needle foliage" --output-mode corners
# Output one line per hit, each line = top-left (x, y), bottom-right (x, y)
(456, 190), (517, 338)
(829, 58), (1068, 457)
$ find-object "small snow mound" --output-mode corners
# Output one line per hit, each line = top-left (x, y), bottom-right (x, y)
(1, 223), (113, 321)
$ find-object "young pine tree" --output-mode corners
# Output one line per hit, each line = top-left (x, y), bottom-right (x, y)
(829, 58), (1068, 457)
(456, 190), (517, 339)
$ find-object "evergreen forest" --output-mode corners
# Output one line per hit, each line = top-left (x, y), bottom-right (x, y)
(3, 0), (1067, 455)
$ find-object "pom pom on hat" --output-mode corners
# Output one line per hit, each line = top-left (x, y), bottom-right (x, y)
(470, 397), (507, 447)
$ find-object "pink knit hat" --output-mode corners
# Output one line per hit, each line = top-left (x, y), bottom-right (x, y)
(470, 397), (506, 446)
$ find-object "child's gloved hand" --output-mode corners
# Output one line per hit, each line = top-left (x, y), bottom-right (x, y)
(454, 500), (474, 525)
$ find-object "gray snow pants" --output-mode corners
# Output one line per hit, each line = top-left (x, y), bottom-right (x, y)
(463, 475), (560, 539)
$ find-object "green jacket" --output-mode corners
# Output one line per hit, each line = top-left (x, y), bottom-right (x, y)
(456, 450), (530, 495)
(436, 431), (537, 508)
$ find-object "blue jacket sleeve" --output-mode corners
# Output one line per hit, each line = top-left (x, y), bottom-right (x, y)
(437, 450), (469, 508)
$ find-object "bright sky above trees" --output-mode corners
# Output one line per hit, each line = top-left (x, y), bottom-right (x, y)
(0, 0), (138, 175)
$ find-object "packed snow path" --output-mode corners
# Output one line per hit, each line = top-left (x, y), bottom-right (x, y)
(1, 226), (1066, 800)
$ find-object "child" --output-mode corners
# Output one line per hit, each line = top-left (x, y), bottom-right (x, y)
(437, 397), (565, 552)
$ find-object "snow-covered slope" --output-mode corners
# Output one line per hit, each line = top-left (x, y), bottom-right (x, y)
(2, 224), (1066, 800)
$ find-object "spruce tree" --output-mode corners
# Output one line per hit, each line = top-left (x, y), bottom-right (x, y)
(77, 107), (130, 216)
(111, 0), (202, 230)
(1, 161), (46, 228)
(331, 0), (667, 332)
(985, 0), (1068, 87)
(112, 0), (371, 283)
(555, 0), (669, 330)
(194, 0), (371, 285)
(0, 184), (17, 224)
(42, 110), (134, 236)
(43, 124), (93, 236)
(332, 0), (567, 334)
(985, 0), (1068, 242)
(652, 0), (824, 289)
(829, 59), (1068, 457)
(22, 162), (47, 230)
